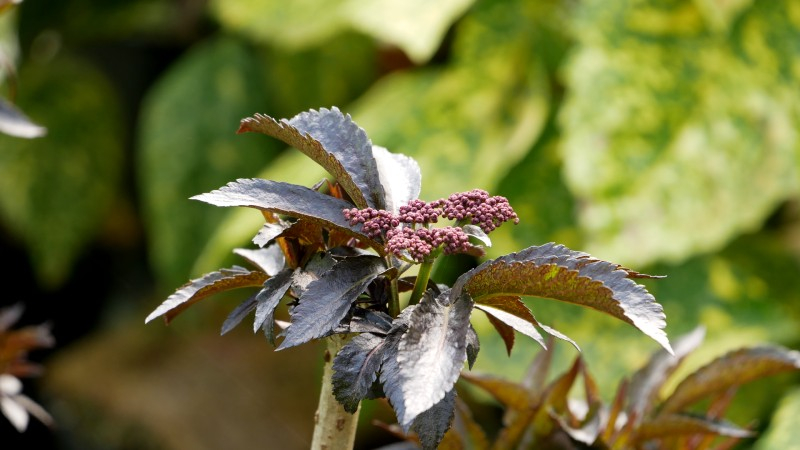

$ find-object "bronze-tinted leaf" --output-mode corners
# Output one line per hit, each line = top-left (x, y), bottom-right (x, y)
(237, 107), (385, 209)
(660, 345), (800, 415)
(452, 243), (672, 353)
(475, 297), (545, 349)
(459, 371), (532, 413)
(145, 266), (267, 324)
(635, 414), (753, 441)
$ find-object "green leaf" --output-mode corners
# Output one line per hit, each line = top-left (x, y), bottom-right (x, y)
(692, 0), (754, 33)
(0, 97), (45, 138)
(138, 35), (281, 286)
(192, 178), (382, 252)
(452, 243), (672, 353)
(332, 332), (387, 413)
(277, 255), (387, 349)
(560, 0), (800, 267)
(634, 414), (753, 442)
(145, 266), (268, 324)
(659, 345), (800, 415)
(237, 107), (385, 209)
(396, 291), (473, 427)
(754, 387), (800, 450)
(0, 53), (123, 287)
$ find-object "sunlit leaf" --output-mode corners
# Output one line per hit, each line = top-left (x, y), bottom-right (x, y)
(0, 97), (45, 138)
(252, 221), (290, 248)
(372, 145), (421, 214)
(380, 306), (416, 428)
(237, 107), (385, 210)
(560, 0), (800, 267)
(634, 414), (753, 441)
(627, 326), (705, 423)
(396, 291), (473, 427)
(277, 255), (386, 349)
(192, 178), (382, 252)
(411, 388), (456, 450)
(138, 35), (280, 286)
(332, 332), (387, 413)
(475, 297), (545, 349)
(754, 388), (800, 450)
(660, 346), (800, 415)
(232, 245), (286, 276)
(453, 243), (672, 353)
(459, 371), (531, 413)
(145, 267), (267, 324)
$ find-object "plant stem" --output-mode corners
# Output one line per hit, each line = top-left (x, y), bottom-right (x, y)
(311, 335), (360, 450)
(388, 276), (400, 317)
(409, 260), (434, 305)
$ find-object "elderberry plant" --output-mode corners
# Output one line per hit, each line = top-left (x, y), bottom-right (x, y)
(145, 107), (672, 449)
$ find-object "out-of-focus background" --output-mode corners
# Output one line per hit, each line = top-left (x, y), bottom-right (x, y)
(1, 0), (799, 448)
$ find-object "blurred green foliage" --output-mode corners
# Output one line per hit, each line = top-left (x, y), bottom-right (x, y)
(2, 0), (799, 446)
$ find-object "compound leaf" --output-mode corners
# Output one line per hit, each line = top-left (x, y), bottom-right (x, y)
(252, 268), (295, 339)
(453, 242), (672, 353)
(660, 346), (800, 415)
(396, 291), (473, 427)
(237, 107), (385, 210)
(475, 296), (546, 350)
(146, 266), (267, 324)
(192, 178), (382, 252)
(278, 255), (386, 350)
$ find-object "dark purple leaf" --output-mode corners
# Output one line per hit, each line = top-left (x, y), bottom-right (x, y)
(220, 294), (257, 336)
(484, 311), (516, 356)
(660, 345), (800, 415)
(396, 291), (473, 427)
(465, 324), (479, 370)
(277, 255), (387, 350)
(252, 221), (290, 247)
(233, 245), (286, 276)
(452, 242), (671, 353)
(380, 306), (416, 429)
(291, 251), (337, 296)
(332, 332), (388, 413)
(253, 269), (295, 344)
(627, 326), (705, 422)
(237, 107), (386, 209)
(0, 97), (46, 138)
(145, 266), (267, 324)
(635, 414), (754, 441)
(348, 310), (393, 335)
(474, 298), (546, 349)
(411, 388), (456, 450)
(372, 145), (421, 214)
(192, 178), (383, 252)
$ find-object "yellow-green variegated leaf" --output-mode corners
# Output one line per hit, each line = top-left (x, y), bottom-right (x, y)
(352, 0), (552, 202)
(210, 0), (474, 64)
(560, 0), (800, 267)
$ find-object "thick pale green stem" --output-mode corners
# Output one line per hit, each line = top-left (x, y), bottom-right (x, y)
(311, 335), (360, 450)
(388, 276), (400, 317)
(409, 260), (434, 305)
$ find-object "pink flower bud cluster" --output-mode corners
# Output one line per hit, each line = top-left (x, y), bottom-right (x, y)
(343, 189), (518, 262)
(442, 189), (519, 233)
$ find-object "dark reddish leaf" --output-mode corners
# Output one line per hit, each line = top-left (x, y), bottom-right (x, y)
(465, 324), (480, 369)
(278, 255), (387, 350)
(237, 107), (386, 209)
(145, 266), (267, 324)
(192, 178), (383, 253)
(332, 332), (388, 413)
(474, 297), (545, 349)
(252, 221), (290, 247)
(411, 388), (456, 450)
(660, 345), (800, 415)
(253, 268), (295, 338)
(452, 243), (671, 353)
(483, 311), (516, 356)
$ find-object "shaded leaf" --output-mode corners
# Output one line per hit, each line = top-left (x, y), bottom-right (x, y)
(483, 309), (515, 356)
(220, 294), (257, 336)
(278, 255), (386, 349)
(252, 268), (295, 340)
(233, 245), (286, 276)
(145, 267), (267, 324)
(372, 145), (421, 214)
(252, 221), (290, 248)
(348, 310), (393, 335)
(237, 107), (385, 209)
(192, 178), (382, 252)
(660, 345), (800, 415)
(396, 291), (473, 427)
(463, 224), (491, 248)
(290, 251), (338, 296)
(411, 388), (457, 450)
(453, 243), (672, 353)
(627, 326), (705, 423)
(0, 97), (45, 138)
(635, 414), (753, 441)
(465, 324), (479, 370)
(332, 332), (387, 413)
